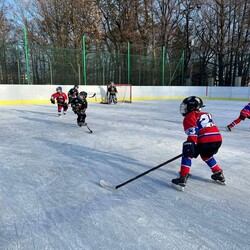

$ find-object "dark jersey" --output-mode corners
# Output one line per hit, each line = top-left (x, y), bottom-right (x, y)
(71, 97), (88, 113)
(107, 85), (117, 95)
(68, 88), (79, 99)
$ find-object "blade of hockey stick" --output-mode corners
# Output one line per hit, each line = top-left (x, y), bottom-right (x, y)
(86, 125), (93, 133)
(100, 180), (116, 191)
(88, 93), (96, 98)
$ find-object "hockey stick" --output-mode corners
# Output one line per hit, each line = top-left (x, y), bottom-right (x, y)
(86, 124), (93, 133)
(88, 93), (96, 98)
(100, 153), (182, 191)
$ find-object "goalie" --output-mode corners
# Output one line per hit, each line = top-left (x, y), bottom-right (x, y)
(107, 82), (118, 104)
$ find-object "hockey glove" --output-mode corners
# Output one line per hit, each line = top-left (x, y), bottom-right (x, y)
(50, 98), (55, 104)
(182, 141), (196, 158)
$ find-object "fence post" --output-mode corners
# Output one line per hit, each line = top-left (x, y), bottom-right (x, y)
(127, 42), (130, 84)
(162, 46), (165, 86)
(82, 36), (87, 85)
(23, 28), (30, 85)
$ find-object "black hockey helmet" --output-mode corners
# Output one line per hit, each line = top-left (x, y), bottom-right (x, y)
(79, 91), (87, 98)
(74, 84), (79, 88)
(180, 96), (204, 116)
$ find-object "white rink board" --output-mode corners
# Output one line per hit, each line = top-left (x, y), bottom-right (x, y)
(0, 85), (250, 104)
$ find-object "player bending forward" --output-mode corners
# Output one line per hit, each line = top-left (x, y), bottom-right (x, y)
(172, 96), (225, 188)
(50, 86), (68, 116)
(71, 91), (88, 127)
(226, 102), (250, 131)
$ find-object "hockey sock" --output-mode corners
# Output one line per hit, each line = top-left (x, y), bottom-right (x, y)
(229, 117), (242, 128)
(58, 105), (63, 113)
(201, 156), (222, 173)
(180, 157), (191, 176)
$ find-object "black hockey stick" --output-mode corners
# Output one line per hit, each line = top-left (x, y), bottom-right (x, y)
(100, 153), (182, 191)
(86, 124), (93, 133)
(88, 93), (96, 98)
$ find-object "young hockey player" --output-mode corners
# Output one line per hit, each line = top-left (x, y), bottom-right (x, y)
(71, 91), (88, 127)
(68, 84), (79, 105)
(107, 82), (118, 104)
(172, 96), (225, 189)
(226, 102), (250, 131)
(50, 86), (68, 116)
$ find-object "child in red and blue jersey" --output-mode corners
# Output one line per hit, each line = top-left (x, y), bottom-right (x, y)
(226, 103), (250, 131)
(172, 96), (225, 188)
(50, 86), (68, 116)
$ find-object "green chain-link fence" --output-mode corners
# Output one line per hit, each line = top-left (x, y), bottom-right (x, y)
(0, 40), (187, 86)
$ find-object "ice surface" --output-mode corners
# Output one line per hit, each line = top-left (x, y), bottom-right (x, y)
(0, 100), (250, 249)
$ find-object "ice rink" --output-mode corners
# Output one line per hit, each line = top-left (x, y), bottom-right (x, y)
(1, 99), (250, 250)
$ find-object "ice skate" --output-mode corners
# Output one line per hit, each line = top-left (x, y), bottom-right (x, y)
(211, 171), (226, 184)
(226, 125), (231, 132)
(171, 174), (190, 191)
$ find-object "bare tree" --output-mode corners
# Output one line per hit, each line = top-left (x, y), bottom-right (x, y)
(197, 0), (250, 86)
(0, 0), (249, 85)
(14, 0), (102, 48)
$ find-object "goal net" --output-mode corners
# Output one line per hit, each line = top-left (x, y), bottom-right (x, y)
(103, 83), (132, 103)
(115, 84), (132, 103)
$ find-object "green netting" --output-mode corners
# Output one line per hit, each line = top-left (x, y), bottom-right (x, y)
(0, 42), (25, 84)
(0, 42), (184, 85)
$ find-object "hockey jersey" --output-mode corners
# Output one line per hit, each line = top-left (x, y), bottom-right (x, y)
(68, 88), (79, 98)
(108, 86), (117, 95)
(183, 110), (222, 144)
(51, 92), (67, 104)
(71, 97), (88, 113)
(240, 103), (250, 118)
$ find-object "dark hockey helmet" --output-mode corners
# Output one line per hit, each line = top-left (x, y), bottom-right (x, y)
(56, 86), (62, 92)
(74, 84), (79, 88)
(79, 91), (87, 99)
(180, 96), (204, 116)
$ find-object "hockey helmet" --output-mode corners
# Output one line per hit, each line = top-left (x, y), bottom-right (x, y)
(56, 86), (62, 92)
(180, 96), (204, 116)
(74, 84), (79, 88)
(79, 91), (87, 99)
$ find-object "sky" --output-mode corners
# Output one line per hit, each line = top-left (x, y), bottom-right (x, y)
(0, 99), (250, 250)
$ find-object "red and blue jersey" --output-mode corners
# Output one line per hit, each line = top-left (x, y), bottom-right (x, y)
(240, 103), (250, 118)
(183, 111), (222, 144)
(51, 92), (67, 104)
